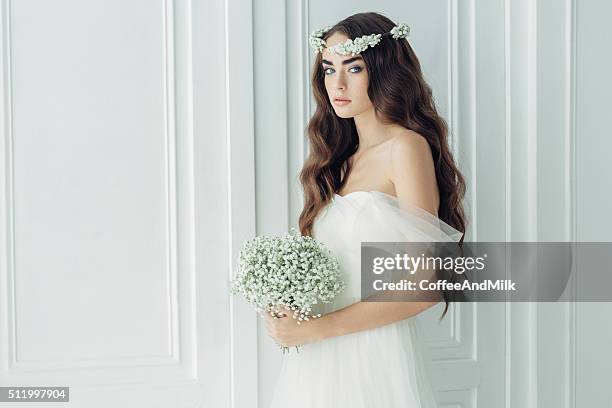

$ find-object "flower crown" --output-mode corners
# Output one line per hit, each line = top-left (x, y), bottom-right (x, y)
(309, 23), (411, 56)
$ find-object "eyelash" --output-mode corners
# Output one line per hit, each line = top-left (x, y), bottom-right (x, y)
(323, 66), (363, 75)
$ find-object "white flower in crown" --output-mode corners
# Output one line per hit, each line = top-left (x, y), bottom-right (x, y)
(309, 22), (412, 55)
(390, 22), (411, 39)
(327, 33), (382, 56)
(309, 26), (331, 53)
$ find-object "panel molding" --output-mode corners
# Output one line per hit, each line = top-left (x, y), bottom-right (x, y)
(224, 0), (258, 406)
(567, 0), (577, 404)
(0, 0), (198, 386)
(287, 0), (311, 227)
(0, 0), (16, 377)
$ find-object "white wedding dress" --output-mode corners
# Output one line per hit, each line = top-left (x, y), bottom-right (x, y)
(268, 190), (463, 408)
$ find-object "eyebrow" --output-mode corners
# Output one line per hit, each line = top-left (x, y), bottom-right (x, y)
(321, 56), (363, 66)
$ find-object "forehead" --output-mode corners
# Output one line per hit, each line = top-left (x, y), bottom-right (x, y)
(325, 31), (350, 47)
(321, 32), (359, 62)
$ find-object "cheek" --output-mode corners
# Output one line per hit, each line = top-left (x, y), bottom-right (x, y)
(354, 75), (371, 104)
(323, 77), (331, 92)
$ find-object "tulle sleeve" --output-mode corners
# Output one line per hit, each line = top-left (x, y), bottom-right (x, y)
(351, 191), (463, 243)
(350, 191), (465, 304)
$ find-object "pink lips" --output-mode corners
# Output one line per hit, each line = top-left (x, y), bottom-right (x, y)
(334, 98), (351, 106)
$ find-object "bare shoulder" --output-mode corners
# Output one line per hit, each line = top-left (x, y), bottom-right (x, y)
(389, 129), (432, 159)
(386, 129), (439, 215)
(385, 129), (434, 178)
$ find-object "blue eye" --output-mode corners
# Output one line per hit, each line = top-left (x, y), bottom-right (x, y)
(322, 66), (363, 75)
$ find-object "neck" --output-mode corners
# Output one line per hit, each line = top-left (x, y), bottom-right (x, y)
(353, 108), (400, 150)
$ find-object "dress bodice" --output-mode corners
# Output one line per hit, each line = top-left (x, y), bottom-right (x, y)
(311, 190), (463, 313)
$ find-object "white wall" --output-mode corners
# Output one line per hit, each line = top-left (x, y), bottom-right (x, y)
(0, 0), (258, 406)
(0, 0), (609, 407)
(573, 0), (612, 405)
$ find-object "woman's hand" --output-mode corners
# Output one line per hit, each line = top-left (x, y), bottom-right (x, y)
(263, 306), (319, 348)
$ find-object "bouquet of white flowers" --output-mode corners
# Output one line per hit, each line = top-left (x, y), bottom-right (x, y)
(230, 228), (345, 353)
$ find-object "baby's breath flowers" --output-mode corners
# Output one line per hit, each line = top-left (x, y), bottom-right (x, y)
(327, 33), (382, 56)
(230, 228), (345, 354)
(390, 22), (410, 39)
(309, 22), (411, 56)
(309, 26), (331, 53)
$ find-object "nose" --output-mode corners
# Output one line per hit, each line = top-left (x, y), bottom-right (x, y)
(331, 71), (346, 91)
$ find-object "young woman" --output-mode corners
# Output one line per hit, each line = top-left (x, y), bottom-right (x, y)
(265, 12), (468, 408)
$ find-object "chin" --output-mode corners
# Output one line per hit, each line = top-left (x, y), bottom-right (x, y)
(333, 109), (357, 119)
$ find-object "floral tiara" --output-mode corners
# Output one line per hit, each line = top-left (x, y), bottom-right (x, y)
(309, 23), (411, 56)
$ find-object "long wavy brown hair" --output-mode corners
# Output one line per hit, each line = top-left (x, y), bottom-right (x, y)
(298, 12), (468, 320)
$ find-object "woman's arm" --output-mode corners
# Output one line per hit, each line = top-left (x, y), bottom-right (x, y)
(308, 299), (440, 341)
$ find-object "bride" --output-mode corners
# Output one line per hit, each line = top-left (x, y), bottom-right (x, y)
(265, 12), (468, 408)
